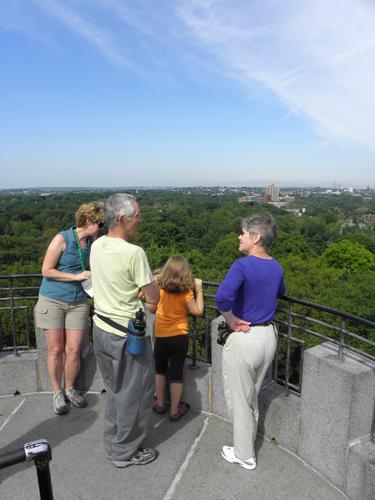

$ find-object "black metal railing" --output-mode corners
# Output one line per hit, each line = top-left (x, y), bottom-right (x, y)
(189, 281), (220, 367)
(273, 297), (375, 446)
(0, 439), (54, 499)
(1, 274), (374, 442)
(0, 274), (42, 355)
(2, 274), (374, 370)
(275, 296), (375, 397)
(190, 282), (375, 443)
(189, 281), (375, 369)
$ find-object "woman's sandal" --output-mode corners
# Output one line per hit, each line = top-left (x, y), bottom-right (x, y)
(169, 402), (190, 422)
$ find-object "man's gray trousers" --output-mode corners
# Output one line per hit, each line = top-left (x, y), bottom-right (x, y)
(93, 323), (154, 461)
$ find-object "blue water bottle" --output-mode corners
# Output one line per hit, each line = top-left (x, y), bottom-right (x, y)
(126, 309), (146, 356)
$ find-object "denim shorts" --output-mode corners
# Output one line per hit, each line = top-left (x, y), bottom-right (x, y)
(35, 295), (89, 330)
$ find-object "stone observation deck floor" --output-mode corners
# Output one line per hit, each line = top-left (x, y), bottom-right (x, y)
(0, 393), (347, 500)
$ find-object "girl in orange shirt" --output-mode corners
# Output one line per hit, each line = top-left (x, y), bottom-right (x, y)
(153, 256), (204, 421)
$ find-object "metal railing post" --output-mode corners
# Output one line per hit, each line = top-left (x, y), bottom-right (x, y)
(283, 300), (293, 398)
(338, 319), (345, 360)
(0, 439), (53, 500)
(9, 277), (19, 356)
(34, 452), (54, 499)
(371, 397), (375, 444)
(204, 313), (210, 364)
(26, 305), (31, 347)
(26, 439), (54, 500)
(190, 316), (198, 369)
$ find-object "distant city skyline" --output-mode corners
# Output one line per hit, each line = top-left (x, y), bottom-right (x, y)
(1, 180), (370, 190)
(1, 1), (375, 189)
(1, 175), (373, 191)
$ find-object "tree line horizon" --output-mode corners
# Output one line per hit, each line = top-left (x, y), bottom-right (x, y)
(1, 188), (374, 324)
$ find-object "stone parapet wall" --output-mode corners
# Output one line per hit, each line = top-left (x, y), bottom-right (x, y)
(298, 342), (375, 492)
(0, 351), (40, 395)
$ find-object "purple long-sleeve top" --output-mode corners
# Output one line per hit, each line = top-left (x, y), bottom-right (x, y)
(215, 256), (286, 324)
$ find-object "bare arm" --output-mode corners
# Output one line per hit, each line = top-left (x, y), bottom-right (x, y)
(41, 233), (91, 282)
(140, 281), (160, 314)
(187, 278), (205, 317)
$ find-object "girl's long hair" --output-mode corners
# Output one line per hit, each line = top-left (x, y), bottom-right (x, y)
(158, 256), (193, 293)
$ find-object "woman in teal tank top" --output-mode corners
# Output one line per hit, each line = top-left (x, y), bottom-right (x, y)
(35, 201), (104, 415)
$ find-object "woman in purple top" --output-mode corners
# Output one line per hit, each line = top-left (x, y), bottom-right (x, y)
(215, 213), (285, 471)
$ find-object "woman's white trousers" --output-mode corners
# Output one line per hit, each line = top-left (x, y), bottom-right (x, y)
(222, 325), (278, 460)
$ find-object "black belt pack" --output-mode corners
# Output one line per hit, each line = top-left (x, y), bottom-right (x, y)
(216, 320), (273, 346)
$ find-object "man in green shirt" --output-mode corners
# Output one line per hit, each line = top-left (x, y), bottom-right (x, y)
(91, 193), (159, 468)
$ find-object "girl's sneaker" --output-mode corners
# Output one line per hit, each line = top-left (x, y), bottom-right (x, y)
(221, 446), (256, 470)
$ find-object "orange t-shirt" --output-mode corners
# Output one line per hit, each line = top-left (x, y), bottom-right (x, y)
(155, 288), (194, 337)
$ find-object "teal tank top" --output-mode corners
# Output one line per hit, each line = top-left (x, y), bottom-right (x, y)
(39, 228), (91, 303)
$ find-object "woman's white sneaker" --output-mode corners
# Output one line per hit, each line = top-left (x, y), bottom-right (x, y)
(65, 387), (87, 408)
(221, 446), (256, 470)
(53, 391), (68, 415)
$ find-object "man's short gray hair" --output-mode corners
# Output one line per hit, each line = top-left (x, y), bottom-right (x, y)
(105, 193), (136, 229)
(241, 212), (277, 248)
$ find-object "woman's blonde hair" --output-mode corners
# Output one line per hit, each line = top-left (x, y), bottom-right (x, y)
(158, 256), (193, 293)
(75, 201), (105, 227)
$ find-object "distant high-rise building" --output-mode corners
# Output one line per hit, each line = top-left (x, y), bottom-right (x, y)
(266, 184), (279, 202)
(238, 194), (262, 204)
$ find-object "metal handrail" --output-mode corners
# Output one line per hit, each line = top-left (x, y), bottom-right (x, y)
(1, 274), (374, 360)
(195, 283), (375, 442)
(0, 273), (43, 279)
(0, 439), (54, 499)
(0, 274), (42, 355)
(0, 274), (374, 441)
(197, 282), (375, 355)
(280, 295), (375, 329)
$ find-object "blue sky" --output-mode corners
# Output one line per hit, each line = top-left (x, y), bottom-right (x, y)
(1, 0), (375, 188)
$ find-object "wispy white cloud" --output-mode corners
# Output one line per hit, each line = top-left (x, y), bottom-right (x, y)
(0, 1), (55, 47)
(29, 0), (190, 83)
(175, 0), (375, 152)
(98, 0), (160, 38)
(32, 0), (133, 68)
(2, 0), (375, 152)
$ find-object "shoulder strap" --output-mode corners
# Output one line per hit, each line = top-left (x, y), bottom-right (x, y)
(72, 227), (88, 271)
(96, 314), (131, 335)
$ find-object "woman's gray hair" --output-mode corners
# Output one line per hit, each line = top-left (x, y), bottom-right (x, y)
(241, 212), (277, 248)
(105, 193), (136, 229)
